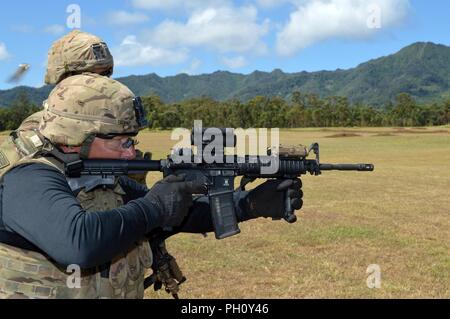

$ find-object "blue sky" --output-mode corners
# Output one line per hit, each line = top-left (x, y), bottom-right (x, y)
(0, 0), (449, 90)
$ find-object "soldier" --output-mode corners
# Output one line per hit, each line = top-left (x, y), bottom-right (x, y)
(8, 30), (182, 297)
(17, 29), (114, 132)
(0, 73), (303, 299)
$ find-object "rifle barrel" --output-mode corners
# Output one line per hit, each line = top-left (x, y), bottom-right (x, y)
(319, 164), (374, 172)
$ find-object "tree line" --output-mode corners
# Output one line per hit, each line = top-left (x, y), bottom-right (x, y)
(0, 93), (41, 131)
(142, 92), (450, 129)
(1, 91), (449, 132)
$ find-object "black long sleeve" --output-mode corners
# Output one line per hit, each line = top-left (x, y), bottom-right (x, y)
(1, 164), (257, 269)
(118, 176), (149, 202)
(118, 176), (256, 234)
(1, 164), (163, 268)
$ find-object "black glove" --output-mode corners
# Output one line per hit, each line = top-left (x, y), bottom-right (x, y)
(246, 178), (303, 223)
(145, 175), (207, 228)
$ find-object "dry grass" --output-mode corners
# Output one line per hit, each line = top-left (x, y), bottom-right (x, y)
(140, 127), (450, 299)
(1, 127), (449, 298)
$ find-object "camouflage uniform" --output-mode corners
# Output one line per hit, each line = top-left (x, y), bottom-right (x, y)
(2, 30), (183, 299)
(0, 74), (153, 299)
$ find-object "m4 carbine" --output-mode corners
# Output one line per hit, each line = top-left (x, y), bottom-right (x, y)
(65, 129), (374, 240)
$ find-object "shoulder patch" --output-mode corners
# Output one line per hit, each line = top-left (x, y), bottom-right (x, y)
(0, 150), (10, 169)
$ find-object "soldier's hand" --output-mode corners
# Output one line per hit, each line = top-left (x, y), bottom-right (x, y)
(246, 178), (303, 222)
(145, 175), (207, 228)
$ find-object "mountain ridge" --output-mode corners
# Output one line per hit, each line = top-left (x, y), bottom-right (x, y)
(1, 41), (450, 108)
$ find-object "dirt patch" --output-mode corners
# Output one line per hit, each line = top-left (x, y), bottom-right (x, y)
(393, 129), (449, 134)
(373, 133), (396, 137)
(325, 133), (362, 138)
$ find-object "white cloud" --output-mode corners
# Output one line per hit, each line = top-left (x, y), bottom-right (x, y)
(181, 58), (202, 75)
(113, 35), (188, 67)
(44, 24), (66, 36)
(106, 11), (149, 26)
(0, 43), (10, 60)
(276, 0), (411, 56)
(221, 56), (248, 69)
(148, 5), (269, 54)
(256, 0), (290, 9)
(132, 0), (229, 12)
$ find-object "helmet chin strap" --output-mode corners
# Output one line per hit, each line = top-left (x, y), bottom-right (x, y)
(79, 135), (96, 160)
(39, 140), (81, 165)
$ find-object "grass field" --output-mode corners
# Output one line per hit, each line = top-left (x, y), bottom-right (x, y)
(138, 127), (450, 299)
(1, 127), (449, 298)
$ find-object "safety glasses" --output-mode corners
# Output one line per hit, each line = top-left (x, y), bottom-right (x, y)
(96, 135), (140, 149)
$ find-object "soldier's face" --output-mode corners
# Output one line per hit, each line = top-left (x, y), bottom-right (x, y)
(88, 136), (137, 160)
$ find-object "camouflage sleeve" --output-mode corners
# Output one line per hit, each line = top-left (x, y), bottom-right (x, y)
(177, 191), (254, 234)
(1, 164), (163, 268)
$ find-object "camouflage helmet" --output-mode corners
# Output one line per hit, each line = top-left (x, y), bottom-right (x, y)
(40, 73), (147, 147)
(45, 30), (114, 85)
(18, 110), (45, 132)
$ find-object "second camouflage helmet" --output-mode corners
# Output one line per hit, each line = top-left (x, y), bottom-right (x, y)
(45, 30), (114, 85)
(40, 73), (146, 146)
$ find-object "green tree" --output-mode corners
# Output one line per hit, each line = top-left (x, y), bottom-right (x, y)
(0, 92), (40, 130)
(393, 93), (418, 126)
(122, 91), (450, 131)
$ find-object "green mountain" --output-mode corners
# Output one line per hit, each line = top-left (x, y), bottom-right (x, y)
(1, 42), (450, 108)
(0, 85), (53, 108)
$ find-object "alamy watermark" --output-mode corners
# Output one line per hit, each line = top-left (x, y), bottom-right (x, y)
(170, 120), (281, 174)
(367, 4), (382, 29)
(366, 264), (382, 289)
(66, 264), (81, 289)
(66, 4), (81, 29)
